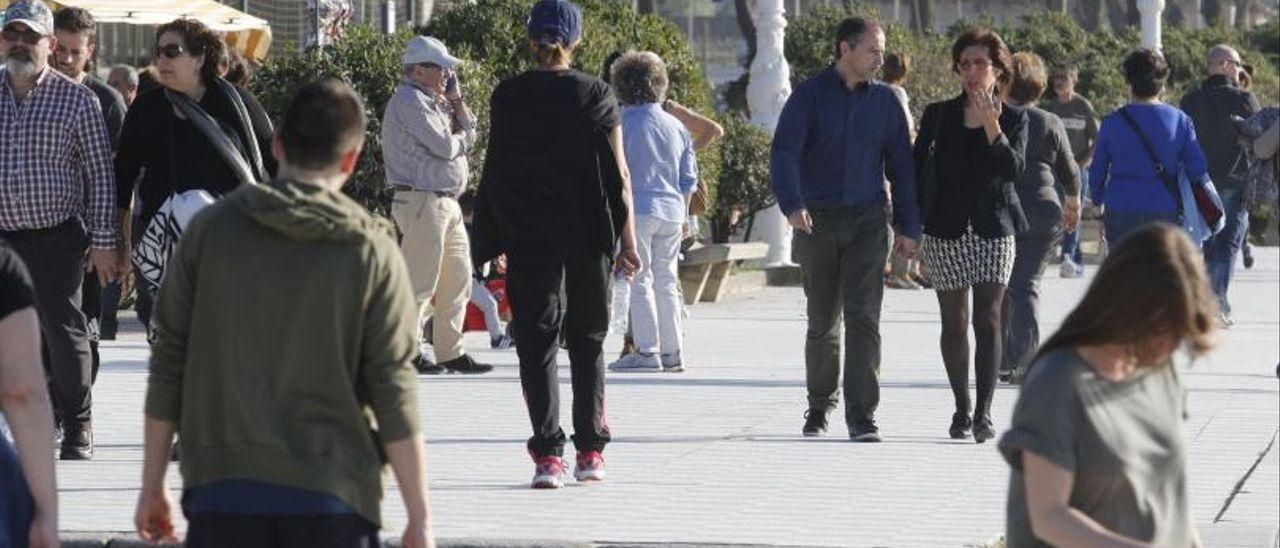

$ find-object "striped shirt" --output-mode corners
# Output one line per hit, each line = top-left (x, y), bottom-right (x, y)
(0, 67), (116, 248)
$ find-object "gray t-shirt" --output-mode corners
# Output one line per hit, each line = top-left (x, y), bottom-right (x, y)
(1040, 95), (1098, 164)
(999, 347), (1193, 547)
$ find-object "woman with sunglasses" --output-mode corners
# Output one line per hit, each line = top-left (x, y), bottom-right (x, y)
(115, 19), (276, 321)
(913, 29), (1028, 443)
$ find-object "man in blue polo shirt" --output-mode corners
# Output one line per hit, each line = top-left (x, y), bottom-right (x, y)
(771, 16), (920, 442)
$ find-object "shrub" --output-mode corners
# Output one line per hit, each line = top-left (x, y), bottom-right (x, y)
(710, 114), (774, 243)
(779, 6), (1278, 124)
(254, 1), (719, 215)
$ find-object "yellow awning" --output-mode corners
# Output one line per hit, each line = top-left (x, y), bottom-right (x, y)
(1, 0), (272, 61)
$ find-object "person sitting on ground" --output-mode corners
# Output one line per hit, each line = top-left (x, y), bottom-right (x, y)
(999, 222), (1214, 547)
(458, 189), (514, 350)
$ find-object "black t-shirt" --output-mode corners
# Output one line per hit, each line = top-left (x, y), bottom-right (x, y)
(475, 69), (620, 265)
(115, 83), (277, 224)
(0, 240), (35, 321)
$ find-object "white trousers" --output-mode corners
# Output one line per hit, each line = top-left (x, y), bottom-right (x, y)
(629, 215), (683, 355)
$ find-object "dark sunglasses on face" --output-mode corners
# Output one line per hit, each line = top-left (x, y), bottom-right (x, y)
(1, 28), (44, 45)
(154, 43), (188, 60)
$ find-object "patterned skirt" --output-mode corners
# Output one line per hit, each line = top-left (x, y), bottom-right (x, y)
(920, 228), (1016, 291)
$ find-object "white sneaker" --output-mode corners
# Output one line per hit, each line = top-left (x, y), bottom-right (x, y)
(608, 352), (661, 372)
(1059, 257), (1082, 278)
(661, 352), (684, 373)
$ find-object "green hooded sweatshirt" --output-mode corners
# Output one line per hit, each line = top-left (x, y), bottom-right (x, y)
(145, 178), (421, 526)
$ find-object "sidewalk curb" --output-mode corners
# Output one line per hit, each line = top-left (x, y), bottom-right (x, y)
(61, 535), (825, 548)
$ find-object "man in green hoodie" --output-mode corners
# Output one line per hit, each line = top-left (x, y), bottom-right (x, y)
(134, 79), (435, 548)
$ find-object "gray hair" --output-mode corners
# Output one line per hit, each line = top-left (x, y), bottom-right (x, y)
(1206, 44), (1240, 68)
(110, 65), (138, 87)
(610, 51), (668, 106)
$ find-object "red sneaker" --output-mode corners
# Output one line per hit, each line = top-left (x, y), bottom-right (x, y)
(574, 450), (606, 482)
(531, 456), (566, 489)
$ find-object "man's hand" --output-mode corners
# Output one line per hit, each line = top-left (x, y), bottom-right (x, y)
(616, 243), (642, 280)
(893, 235), (919, 259)
(1063, 195), (1081, 233)
(28, 510), (57, 548)
(787, 209), (813, 235)
(134, 487), (177, 544)
(87, 248), (118, 286)
(682, 222), (692, 240)
(401, 517), (436, 548)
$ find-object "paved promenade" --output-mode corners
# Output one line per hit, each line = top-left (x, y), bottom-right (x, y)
(66, 249), (1279, 547)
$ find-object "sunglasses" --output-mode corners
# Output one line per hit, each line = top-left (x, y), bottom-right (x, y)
(154, 43), (189, 60)
(1, 28), (44, 45)
(957, 58), (992, 70)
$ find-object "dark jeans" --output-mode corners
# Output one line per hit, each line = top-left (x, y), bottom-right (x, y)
(1204, 189), (1249, 315)
(2, 219), (93, 427)
(0, 438), (34, 548)
(81, 274), (101, 383)
(1060, 229), (1082, 263)
(185, 513), (378, 548)
(507, 247), (612, 458)
(99, 280), (120, 339)
(1104, 210), (1180, 248)
(793, 205), (889, 429)
(1002, 202), (1063, 374)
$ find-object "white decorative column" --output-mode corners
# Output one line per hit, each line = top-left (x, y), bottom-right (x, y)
(1138, 0), (1166, 52)
(746, 0), (795, 267)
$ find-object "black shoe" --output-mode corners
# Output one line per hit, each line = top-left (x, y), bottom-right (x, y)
(439, 354), (493, 374)
(59, 423), (93, 461)
(849, 423), (882, 443)
(414, 354), (444, 375)
(802, 409), (828, 437)
(949, 412), (972, 440)
(973, 415), (995, 444)
(1243, 245), (1255, 269)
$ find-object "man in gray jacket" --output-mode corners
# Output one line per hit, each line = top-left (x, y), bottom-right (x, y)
(383, 35), (490, 374)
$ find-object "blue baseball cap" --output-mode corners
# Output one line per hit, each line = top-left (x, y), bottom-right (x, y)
(527, 0), (582, 46)
(2, 0), (54, 36)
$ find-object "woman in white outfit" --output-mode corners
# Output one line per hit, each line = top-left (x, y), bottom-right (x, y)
(607, 51), (698, 373)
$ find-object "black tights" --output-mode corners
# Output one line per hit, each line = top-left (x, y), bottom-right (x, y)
(936, 284), (1006, 419)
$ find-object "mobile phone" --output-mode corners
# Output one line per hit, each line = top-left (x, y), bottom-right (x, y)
(445, 74), (459, 95)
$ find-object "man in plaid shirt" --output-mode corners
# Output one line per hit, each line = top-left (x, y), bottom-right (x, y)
(0, 0), (117, 460)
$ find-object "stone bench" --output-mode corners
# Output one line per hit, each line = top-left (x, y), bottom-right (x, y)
(677, 242), (769, 304)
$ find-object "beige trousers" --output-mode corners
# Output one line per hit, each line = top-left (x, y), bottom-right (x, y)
(391, 191), (472, 362)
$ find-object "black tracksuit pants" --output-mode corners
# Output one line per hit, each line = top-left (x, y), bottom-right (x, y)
(507, 247), (612, 458)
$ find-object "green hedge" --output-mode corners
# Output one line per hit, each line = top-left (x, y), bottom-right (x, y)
(253, 0), (718, 216)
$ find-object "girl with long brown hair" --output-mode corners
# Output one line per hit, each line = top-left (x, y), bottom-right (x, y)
(999, 222), (1215, 547)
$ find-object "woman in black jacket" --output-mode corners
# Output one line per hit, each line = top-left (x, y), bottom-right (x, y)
(913, 29), (1028, 444)
(1000, 52), (1081, 382)
(115, 18), (276, 323)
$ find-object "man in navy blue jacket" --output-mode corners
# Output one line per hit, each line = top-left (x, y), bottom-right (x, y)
(771, 16), (920, 442)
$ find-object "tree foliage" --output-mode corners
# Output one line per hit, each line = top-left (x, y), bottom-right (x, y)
(254, 0), (718, 216)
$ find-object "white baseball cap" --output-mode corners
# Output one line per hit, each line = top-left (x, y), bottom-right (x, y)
(401, 36), (461, 69)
